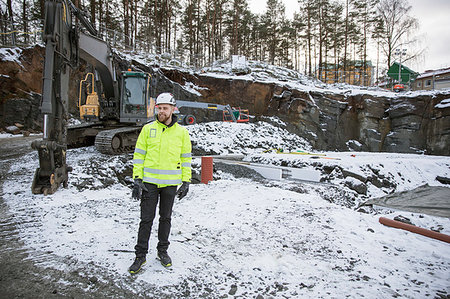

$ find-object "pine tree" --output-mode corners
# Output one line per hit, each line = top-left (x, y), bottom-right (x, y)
(328, 1), (344, 83)
(182, 0), (202, 66)
(123, 0), (130, 47)
(263, 0), (285, 65)
(21, 0), (29, 43)
(205, 0), (227, 62)
(6, 0), (15, 45)
(292, 12), (306, 71)
(316, 0), (332, 81)
(341, 0), (360, 83)
(372, 18), (385, 84)
(248, 14), (266, 61)
(351, 0), (379, 85)
(227, 0), (244, 55)
(89, 0), (96, 27)
(299, 0), (318, 76)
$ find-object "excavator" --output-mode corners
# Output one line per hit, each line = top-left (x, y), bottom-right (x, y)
(31, 0), (154, 195)
(32, 0), (249, 195)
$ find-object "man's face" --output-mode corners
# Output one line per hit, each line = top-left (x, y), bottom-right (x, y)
(157, 104), (175, 124)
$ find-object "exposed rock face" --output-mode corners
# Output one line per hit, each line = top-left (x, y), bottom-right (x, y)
(1, 93), (42, 131)
(0, 46), (44, 99)
(162, 69), (450, 155)
(1, 46), (448, 155)
(0, 45), (88, 131)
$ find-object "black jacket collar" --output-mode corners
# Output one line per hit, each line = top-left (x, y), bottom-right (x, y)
(157, 114), (178, 128)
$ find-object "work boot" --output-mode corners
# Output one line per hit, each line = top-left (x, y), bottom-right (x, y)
(128, 256), (146, 274)
(157, 251), (172, 267)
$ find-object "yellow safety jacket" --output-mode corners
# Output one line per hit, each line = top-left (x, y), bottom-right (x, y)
(133, 116), (192, 187)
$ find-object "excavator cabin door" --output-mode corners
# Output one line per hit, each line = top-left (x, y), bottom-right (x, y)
(119, 71), (154, 124)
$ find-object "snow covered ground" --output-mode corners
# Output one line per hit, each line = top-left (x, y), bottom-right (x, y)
(2, 121), (450, 298)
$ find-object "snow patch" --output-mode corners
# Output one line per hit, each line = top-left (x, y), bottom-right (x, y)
(0, 47), (23, 65)
(187, 121), (312, 155)
(435, 98), (450, 109)
(183, 82), (208, 96)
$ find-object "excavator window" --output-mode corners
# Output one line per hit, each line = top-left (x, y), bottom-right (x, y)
(122, 76), (147, 115)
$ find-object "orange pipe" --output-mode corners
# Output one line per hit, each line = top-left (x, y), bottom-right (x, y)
(379, 217), (450, 243)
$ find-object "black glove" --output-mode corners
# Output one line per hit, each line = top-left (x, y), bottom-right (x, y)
(177, 182), (190, 200)
(132, 179), (148, 200)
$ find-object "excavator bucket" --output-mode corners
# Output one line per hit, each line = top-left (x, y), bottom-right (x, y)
(31, 140), (71, 195)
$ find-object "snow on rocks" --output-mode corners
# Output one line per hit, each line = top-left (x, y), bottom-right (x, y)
(0, 47), (23, 66)
(5, 125), (20, 134)
(2, 121), (450, 298)
(435, 98), (450, 109)
(246, 151), (450, 208)
(187, 119), (312, 155)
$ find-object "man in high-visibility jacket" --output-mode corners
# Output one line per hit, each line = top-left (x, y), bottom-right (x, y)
(128, 92), (192, 274)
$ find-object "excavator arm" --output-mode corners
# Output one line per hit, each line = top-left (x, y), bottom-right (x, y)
(31, 0), (117, 195)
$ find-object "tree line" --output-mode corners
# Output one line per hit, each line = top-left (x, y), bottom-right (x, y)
(1, 0), (420, 85)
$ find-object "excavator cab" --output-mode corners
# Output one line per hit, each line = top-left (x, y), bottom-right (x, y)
(120, 71), (154, 124)
(78, 73), (100, 121)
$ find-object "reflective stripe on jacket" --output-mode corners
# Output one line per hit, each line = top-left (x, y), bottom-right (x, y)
(133, 118), (192, 187)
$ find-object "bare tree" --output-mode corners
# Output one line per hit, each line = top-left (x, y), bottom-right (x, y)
(377, 0), (420, 69)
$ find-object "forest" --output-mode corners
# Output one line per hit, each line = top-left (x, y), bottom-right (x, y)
(1, 0), (419, 86)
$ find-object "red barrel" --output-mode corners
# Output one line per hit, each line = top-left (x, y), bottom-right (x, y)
(201, 156), (214, 184)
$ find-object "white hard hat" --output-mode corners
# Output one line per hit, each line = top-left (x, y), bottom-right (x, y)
(156, 93), (176, 105)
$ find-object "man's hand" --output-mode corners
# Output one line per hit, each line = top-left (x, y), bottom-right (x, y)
(132, 179), (148, 200)
(177, 182), (190, 200)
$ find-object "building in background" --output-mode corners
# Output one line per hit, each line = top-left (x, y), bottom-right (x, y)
(413, 67), (450, 91)
(317, 60), (374, 86)
(386, 62), (419, 90)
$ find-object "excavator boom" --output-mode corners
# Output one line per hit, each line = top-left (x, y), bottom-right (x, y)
(31, 0), (124, 194)
(31, 0), (74, 195)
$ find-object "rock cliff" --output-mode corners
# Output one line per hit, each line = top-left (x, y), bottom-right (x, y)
(161, 69), (449, 155)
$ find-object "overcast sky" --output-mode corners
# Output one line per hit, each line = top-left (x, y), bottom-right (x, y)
(248, 0), (450, 73)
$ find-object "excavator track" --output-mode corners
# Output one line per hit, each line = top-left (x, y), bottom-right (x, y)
(67, 122), (103, 148)
(94, 126), (142, 154)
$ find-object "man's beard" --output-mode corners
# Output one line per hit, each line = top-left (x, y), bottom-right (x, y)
(158, 113), (170, 124)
